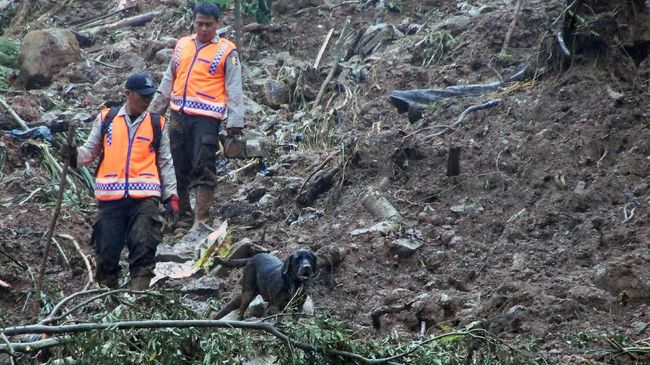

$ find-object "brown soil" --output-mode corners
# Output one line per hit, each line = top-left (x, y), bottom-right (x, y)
(1, 0), (650, 364)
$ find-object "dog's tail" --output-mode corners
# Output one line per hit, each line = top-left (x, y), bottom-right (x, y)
(214, 257), (250, 268)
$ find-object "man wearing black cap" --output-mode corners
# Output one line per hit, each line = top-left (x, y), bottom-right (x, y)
(62, 72), (178, 290)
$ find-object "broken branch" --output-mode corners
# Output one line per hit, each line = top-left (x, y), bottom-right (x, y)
(0, 97), (30, 130)
(314, 17), (351, 107)
(56, 233), (95, 291)
(80, 10), (163, 37)
(424, 99), (501, 140)
(33, 123), (76, 316)
(370, 300), (415, 330)
(314, 28), (335, 69)
(500, 0), (522, 55)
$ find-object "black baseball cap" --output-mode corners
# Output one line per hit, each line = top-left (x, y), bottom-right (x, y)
(125, 72), (157, 96)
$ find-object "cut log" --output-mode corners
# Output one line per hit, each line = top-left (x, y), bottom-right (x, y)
(80, 10), (163, 37)
(447, 146), (461, 177)
(361, 191), (403, 222)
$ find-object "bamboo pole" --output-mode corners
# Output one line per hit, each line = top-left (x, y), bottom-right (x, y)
(33, 123), (76, 315)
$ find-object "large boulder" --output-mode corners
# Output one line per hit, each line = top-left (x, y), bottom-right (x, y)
(19, 28), (80, 89)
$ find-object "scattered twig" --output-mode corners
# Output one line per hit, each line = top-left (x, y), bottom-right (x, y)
(500, 0), (522, 55)
(605, 337), (639, 361)
(370, 300), (415, 330)
(85, 56), (125, 69)
(402, 125), (457, 141)
(596, 148), (607, 172)
(556, 31), (571, 57)
(0, 247), (27, 270)
(314, 28), (335, 69)
(52, 238), (70, 268)
(42, 289), (106, 324)
(0, 278), (10, 288)
(18, 187), (43, 205)
(621, 203), (635, 223)
(217, 159), (258, 183)
(33, 123), (76, 316)
(424, 99), (501, 140)
(314, 17), (351, 107)
(0, 333), (14, 356)
(56, 233), (95, 291)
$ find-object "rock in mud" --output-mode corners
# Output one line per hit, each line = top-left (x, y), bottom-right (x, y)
(19, 28), (80, 89)
(263, 79), (291, 109)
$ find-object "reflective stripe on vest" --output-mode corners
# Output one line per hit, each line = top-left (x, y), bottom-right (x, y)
(95, 109), (165, 201)
(170, 36), (237, 120)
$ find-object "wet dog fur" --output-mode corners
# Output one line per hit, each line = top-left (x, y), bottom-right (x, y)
(212, 249), (317, 320)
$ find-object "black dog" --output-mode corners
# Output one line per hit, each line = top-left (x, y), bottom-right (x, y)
(212, 249), (317, 320)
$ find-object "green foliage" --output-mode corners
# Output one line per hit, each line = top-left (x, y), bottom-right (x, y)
(420, 30), (456, 67)
(0, 37), (19, 91)
(48, 293), (546, 364)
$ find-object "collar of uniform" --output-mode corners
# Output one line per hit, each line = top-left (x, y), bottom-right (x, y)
(116, 105), (146, 125)
(191, 33), (220, 44)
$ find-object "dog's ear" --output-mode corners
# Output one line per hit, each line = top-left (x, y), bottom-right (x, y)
(282, 253), (296, 277)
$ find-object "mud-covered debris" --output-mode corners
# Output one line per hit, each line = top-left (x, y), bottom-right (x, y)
(180, 275), (223, 296)
(245, 295), (267, 318)
(262, 79), (291, 109)
(246, 187), (268, 203)
(353, 23), (404, 57)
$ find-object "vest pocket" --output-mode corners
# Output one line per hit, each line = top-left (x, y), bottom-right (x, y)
(196, 91), (215, 100)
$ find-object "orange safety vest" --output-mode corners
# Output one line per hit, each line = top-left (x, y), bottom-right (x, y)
(170, 35), (237, 120)
(95, 109), (165, 201)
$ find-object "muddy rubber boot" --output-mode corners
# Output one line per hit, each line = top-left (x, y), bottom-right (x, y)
(128, 275), (153, 291)
(192, 185), (214, 229)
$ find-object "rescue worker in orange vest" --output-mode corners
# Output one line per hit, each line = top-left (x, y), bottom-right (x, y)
(149, 2), (245, 230)
(62, 72), (179, 290)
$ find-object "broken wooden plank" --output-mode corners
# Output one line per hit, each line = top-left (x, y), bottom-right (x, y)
(313, 28), (334, 69)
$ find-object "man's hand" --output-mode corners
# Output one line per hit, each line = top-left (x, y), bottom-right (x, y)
(165, 195), (180, 219)
(226, 127), (243, 137)
(60, 142), (78, 168)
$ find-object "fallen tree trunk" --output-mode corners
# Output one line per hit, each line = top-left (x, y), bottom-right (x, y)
(389, 63), (531, 122)
(79, 10), (163, 37)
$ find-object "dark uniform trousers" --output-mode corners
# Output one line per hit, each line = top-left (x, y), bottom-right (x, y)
(91, 196), (162, 288)
(169, 111), (221, 189)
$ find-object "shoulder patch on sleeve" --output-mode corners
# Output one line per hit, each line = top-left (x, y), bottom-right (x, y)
(230, 54), (240, 66)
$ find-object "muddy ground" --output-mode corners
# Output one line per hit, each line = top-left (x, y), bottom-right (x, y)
(1, 0), (650, 363)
